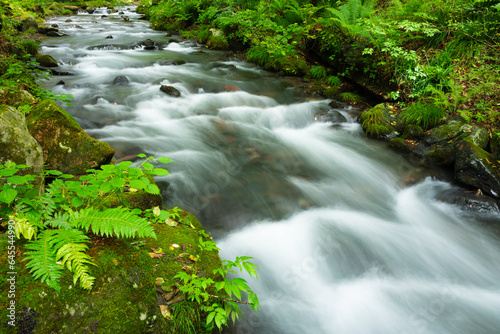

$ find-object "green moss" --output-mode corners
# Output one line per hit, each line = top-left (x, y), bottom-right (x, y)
(27, 99), (115, 174)
(206, 34), (229, 50)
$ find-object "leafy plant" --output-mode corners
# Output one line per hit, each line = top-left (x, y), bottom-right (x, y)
(399, 101), (447, 130)
(0, 156), (171, 291)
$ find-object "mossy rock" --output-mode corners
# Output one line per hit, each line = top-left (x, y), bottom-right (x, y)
(0, 88), (36, 107)
(27, 100), (115, 175)
(389, 137), (418, 153)
(359, 103), (397, 139)
(402, 124), (424, 140)
(206, 34), (229, 50)
(0, 212), (222, 333)
(0, 105), (43, 182)
(35, 54), (58, 67)
(281, 54), (309, 76)
(455, 139), (500, 198)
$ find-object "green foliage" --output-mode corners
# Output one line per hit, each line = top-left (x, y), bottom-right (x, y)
(173, 254), (259, 331)
(308, 65), (327, 79)
(399, 101), (447, 130)
(0, 156), (171, 291)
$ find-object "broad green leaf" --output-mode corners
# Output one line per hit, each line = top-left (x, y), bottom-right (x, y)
(142, 162), (154, 171)
(71, 197), (83, 208)
(158, 157), (172, 164)
(152, 168), (169, 176)
(0, 188), (17, 204)
(100, 182), (113, 193)
(110, 177), (126, 188)
(129, 179), (147, 190)
(147, 184), (160, 194)
(7, 175), (28, 185)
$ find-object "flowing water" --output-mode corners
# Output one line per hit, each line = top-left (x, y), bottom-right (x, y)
(39, 8), (500, 334)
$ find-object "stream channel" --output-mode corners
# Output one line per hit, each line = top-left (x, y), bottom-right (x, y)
(39, 7), (500, 334)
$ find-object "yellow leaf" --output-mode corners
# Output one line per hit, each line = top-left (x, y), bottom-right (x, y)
(159, 305), (172, 319)
(153, 206), (161, 216)
(112, 258), (118, 266)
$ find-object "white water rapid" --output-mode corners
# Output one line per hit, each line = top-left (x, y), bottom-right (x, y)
(39, 8), (500, 334)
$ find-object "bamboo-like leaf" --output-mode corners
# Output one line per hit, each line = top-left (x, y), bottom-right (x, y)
(24, 230), (63, 292)
(72, 207), (156, 239)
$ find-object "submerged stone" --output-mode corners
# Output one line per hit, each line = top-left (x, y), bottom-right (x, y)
(160, 85), (181, 97)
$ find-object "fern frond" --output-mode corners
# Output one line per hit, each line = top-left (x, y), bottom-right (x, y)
(52, 229), (96, 290)
(73, 207), (156, 239)
(24, 230), (64, 292)
(47, 212), (74, 230)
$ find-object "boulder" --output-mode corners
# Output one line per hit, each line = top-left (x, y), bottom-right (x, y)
(0, 88), (36, 107)
(37, 26), (59, 35)
(46, 31), (65, 37)
(19, 17), (38, 32)
(63, 5), (79, 13)
(26, 100), (115, 175)
(141, 39), (156, 50)
(455, 139), (500, 198)
(111, 75), (129, 86)
(0, 105), (43, 178)
(160, 85), (181, 97)
(35, 54), (58, 67)
(409, 119), (490, 168)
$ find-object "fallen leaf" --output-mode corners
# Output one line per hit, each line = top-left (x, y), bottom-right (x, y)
(155, 277), (165, 286)
(171, 244), (180, 248)
(149, 252), (166, 259)
(166, 218), (178, 227)
(112, 258), (118, 266)
(151, 247), (163, 253)
(153, 206), (161, 216)
(159, 305), (171, 319)
(169, 246), (174, 251)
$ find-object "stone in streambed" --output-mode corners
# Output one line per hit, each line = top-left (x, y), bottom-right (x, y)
(160, 85), (180, 97)
(35, 54), (58, 68)
(111, 75), (129, 86)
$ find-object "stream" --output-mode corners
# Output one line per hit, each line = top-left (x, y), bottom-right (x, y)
(39, 7), (500, 334)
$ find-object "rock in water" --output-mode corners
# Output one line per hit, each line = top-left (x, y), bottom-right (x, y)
(160, 85), (181, 97)
(112, 75), (130, 86)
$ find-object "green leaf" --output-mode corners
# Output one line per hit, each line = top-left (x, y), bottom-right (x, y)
(0, 188), (17, 204)
(117, 161), (133, 170)
(109, 177), (126, 189)
(24, 230), (64, 292)
(7, 175), (28, 185)
(137, 153), (147, 158)
(158, 157), (172, 164)
(71, 197), (83, 208)
(99, 182), (113, 193)
(152, 168), (169, 176)
(146, 183), (160, 195)
(129, 179), (147, 190)
(206, 312), (215, 326)
(73, 207), (156, 239)
(142, 162), (154, 171)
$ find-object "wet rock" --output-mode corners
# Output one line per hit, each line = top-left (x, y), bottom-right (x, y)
(122, 16), (130, 22)
(410, 119), (491, 168)
(106, 35), (113, 39)
(87, 44), (131, 50)
(0, 105), (44, 181)
(403, 124), (424, 140)
(141, 39), (157, 50)
(35, 54), (58, 67)
(75, 25), (84, 29)
(65, 19), (72, 23)
(46, 31), (65, 37)
(157, 60), (185, 66)
(208, 62), (237, 70)
(389, 137), (418, 153)
(119, 11), (125, 14)
(111, 75), (130, 86)
(56, 80), (65, 85)
(314, 108), (347, 124)
(455, 139), (500, 198)
(86, 7), (95, 14)
(224, 84), (240, 92)
(37, 26), (59, 35)
(101, 15), (108, 18)
(328, 100), (343, 109)
(51, 24), (59, 28)
(26, 100), (115, 175)
(441, 188), (500, 213)
(193, 50), (207, 54)
(49, 69), (73, 76)
(160, 85), (181, 97)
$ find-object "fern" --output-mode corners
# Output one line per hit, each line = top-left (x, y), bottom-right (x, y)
(24, 230), (64, 292)
(73, 207), (156, 239)
(52, 229), (96, 290)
